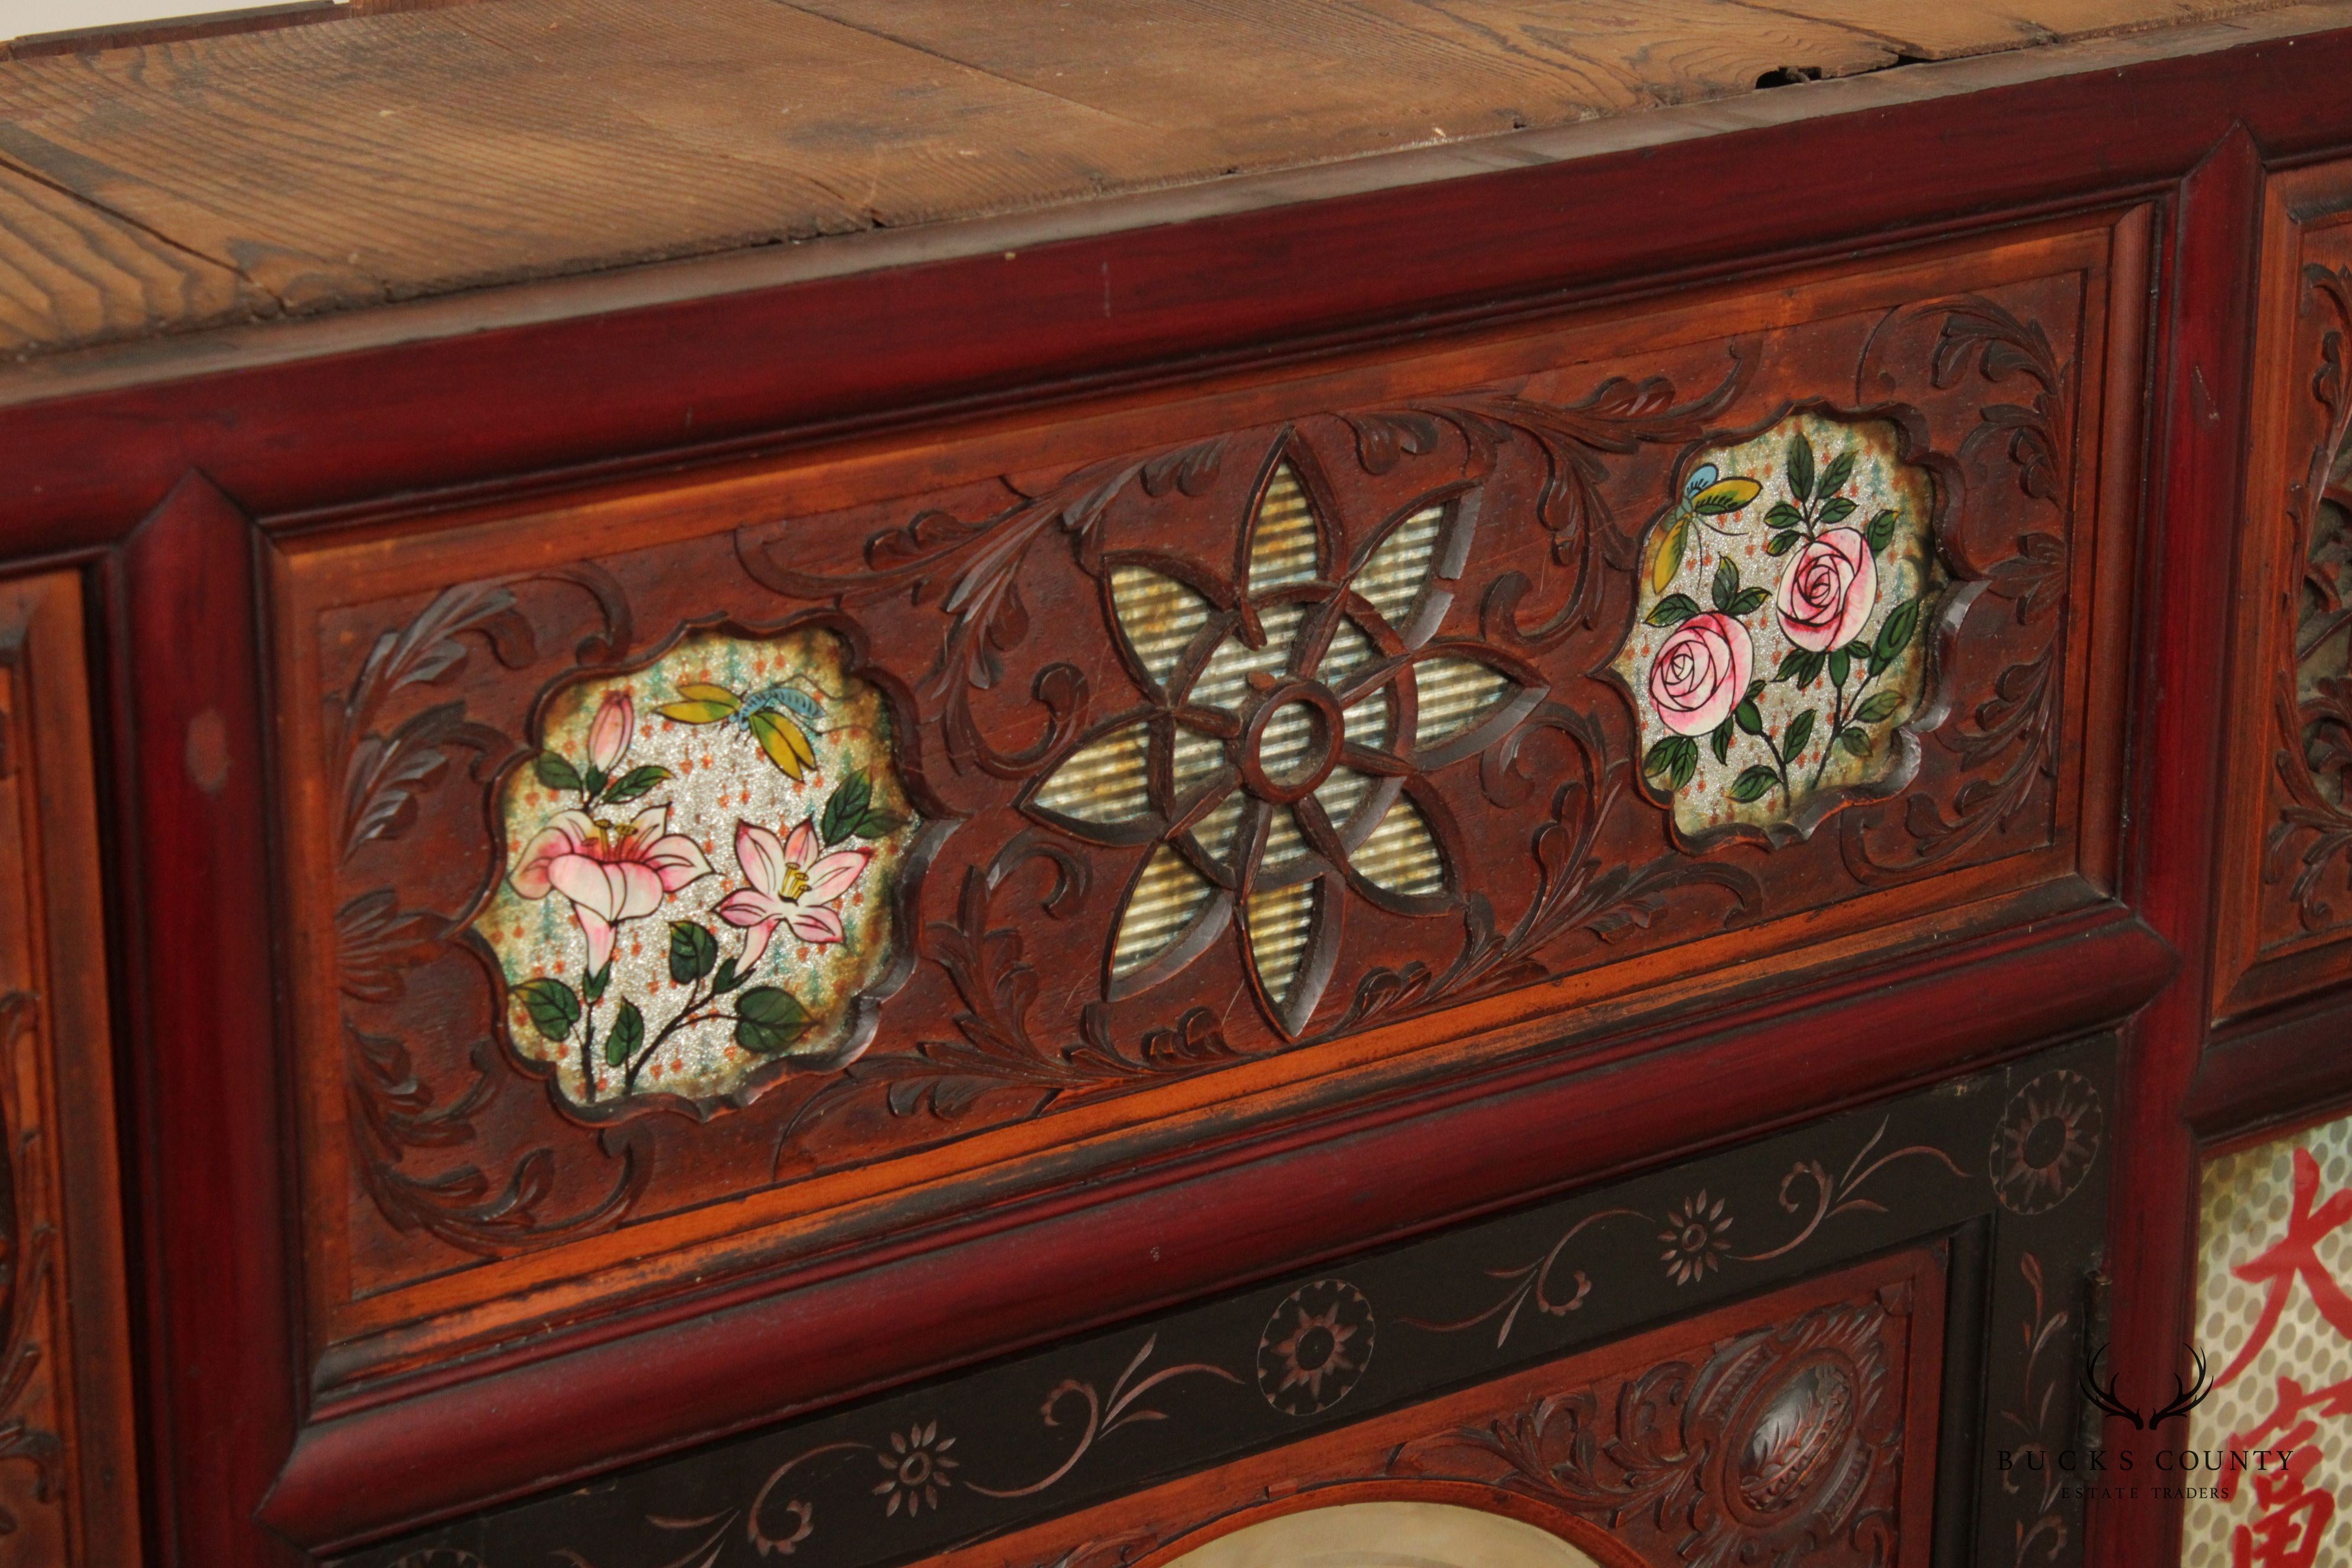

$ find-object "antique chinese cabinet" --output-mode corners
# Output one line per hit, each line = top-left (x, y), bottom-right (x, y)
(1, 1), (2351, 1565)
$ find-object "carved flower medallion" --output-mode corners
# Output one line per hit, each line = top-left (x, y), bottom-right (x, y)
(1616, 410), (1949, 841)
(1989, 1068), (2104, 1215)
(474, 626), (922, 1110)
(1257, 1278), (1376, 1416)
(1021, 456), (1543, 1035)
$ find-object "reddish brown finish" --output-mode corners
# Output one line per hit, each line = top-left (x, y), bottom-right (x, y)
(2211, 160), (2352, 1020)
(0, 569), (144, 1564)
(937, 1247), (1946, 1568)
(1, 16), (2341, 1568)
(267, 215), (2135, 1413)
(2090, 130), (2265, 1568)
(115, 478), (300, 1568)
(263, 899), (2159, 1550)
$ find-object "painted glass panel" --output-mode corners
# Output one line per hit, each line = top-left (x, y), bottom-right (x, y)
(475, 627), (921, 1109)
(2183, 1110), (2352, 1568)
(1616, 411), (1945, 841)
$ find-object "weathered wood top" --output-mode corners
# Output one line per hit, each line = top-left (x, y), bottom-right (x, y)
(0, 0), (2323, 370)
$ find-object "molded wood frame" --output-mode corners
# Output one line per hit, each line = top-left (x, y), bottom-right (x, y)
(2213, 156), (2352, 1022)
(24, 22), (2352, 1568)
(0, 569), (143, 1564)
(267, 212), (2137, 1415)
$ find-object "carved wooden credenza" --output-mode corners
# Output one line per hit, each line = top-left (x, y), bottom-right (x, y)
(3, 2), (2352, 1565)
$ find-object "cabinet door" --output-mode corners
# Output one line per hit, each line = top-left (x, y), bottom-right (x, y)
(0, 570), (141, 1564)
(346, 1037), (2112, 1568)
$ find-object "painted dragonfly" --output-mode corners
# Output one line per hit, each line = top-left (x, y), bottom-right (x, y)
(1642, 462), (1763, 594)
(656, 680), (829, 778)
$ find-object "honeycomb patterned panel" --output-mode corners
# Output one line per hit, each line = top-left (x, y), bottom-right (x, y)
(2183, 1110), (2352, 1568)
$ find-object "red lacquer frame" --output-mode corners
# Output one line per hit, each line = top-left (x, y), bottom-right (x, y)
(15, 19), (2351, 1568)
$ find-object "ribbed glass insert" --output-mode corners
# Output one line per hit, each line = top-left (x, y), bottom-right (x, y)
(1111, 844), (1217, 978)
(1031, 724), (1151, 825)
(1247, 465), (1321, 592)
(1171, 723), (1224, 798)
(1314, 766), (1378, 834)
(1319, 615), (1379, 685)
(1415, 656), (1513, 745)
(1246, 879), (1318, 1005)
(1191, 793), (1247, 864)
(1194, 600), (1306, 714)
(1110, 563), (1212, 690)
(1354, 797), (1445, 897)
(1355, 504), (1445, 627)
(1262, 802), (1310, 868)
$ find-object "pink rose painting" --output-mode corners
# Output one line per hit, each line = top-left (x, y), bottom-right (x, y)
(1616, 418), (1939, 831)
(478, 629), (918, 1108)
(1772, 528), (1876, 652)
(1648, 611), (1753, 737)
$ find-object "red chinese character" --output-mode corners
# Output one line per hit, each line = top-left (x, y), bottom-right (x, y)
(2227, 1375), (2352, 1568)
(2216, 1149), (2352, 1390)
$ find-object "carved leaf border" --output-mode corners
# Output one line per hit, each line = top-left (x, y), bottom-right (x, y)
(334, 573), (652, 1257)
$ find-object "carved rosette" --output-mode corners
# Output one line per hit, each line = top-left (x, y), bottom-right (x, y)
(1021, 451), (1542, 1034)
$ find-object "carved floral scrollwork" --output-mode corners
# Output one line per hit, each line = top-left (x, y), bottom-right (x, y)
(1391, 1298), (1902, 1568)
(2265, 264), (2352, 931)
(334, 578), (650, 1256)
(321, 280), (2095, 1272)
(1842, 296), (2076, 881)
(0, 997), (58, 1536)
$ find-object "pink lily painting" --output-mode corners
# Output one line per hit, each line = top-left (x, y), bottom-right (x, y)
(475, 629), (917, 1109)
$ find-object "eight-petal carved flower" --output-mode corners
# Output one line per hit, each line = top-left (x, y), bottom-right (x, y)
(511, 806), (715, 973)
(717, 819), (872, 971)
(1023, 458), (1541, 1034)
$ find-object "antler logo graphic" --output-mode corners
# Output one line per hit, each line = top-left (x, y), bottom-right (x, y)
(2079, 1342), (2214, 1430)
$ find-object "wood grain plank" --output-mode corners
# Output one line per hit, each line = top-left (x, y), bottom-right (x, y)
(0, 5), (868, 314)
(789, 0), (1901, 168)
(445, 0), (1177, 229)
(0, 158), (260, 357)
(1755, 0), (2298, 59)
(0, 0), (2313, 360)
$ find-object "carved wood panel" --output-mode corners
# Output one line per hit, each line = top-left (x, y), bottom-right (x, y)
(339, 1035), (2112, 1568)
(271, 219), (2137, 1394)
(2216, 159), (2352, 1019)
(0, 571), (142, 1564)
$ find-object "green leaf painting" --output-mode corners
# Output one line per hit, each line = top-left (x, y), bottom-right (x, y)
(1613, 411), (1944, 837)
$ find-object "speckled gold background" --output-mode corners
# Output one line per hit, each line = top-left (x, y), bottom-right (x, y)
(475, 628), (919, 1107)
(1615, 413), (1939, 838)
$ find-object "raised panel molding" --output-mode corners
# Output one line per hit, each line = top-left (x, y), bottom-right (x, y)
(2216, 156), (2352, 1020)
(0, 571), (142, 1565)
(270, 218), (2139, 1434)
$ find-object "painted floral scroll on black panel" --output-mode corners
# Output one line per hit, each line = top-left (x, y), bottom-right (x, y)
(308, 264), (2103, 1327)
